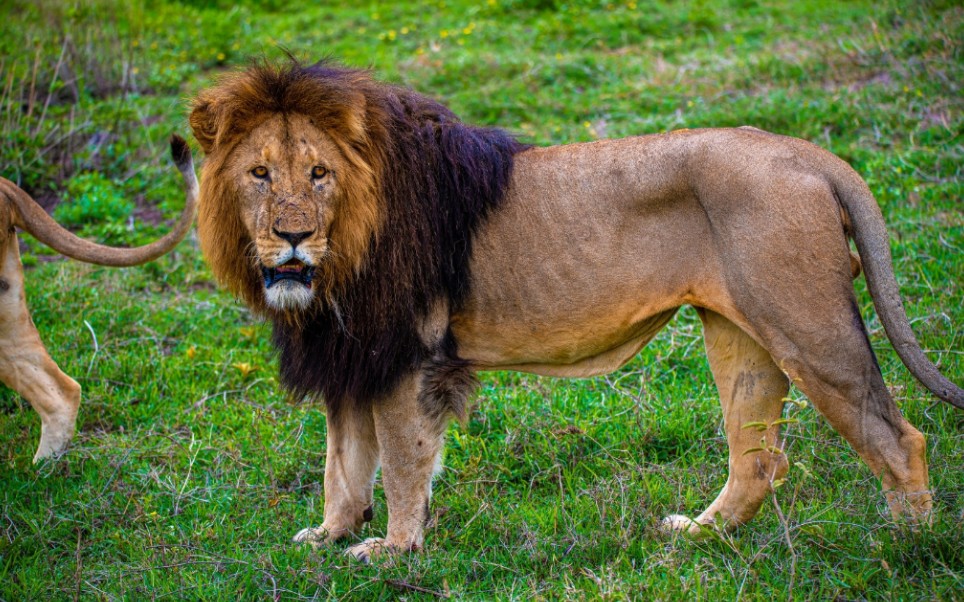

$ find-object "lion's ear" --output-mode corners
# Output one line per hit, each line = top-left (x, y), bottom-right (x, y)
(189, 96), (221, 154)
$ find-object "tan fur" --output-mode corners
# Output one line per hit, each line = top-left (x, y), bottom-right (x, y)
(0, 155), (197, 461)
(195, 102), (961, 559)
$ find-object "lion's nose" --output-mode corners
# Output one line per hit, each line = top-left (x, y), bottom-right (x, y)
(273, 228), (314, 248)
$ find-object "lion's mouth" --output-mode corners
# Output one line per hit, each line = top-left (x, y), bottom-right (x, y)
(262, 260), (315, 289)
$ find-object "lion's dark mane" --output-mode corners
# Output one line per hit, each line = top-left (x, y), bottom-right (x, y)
(267, 62), (527, 413)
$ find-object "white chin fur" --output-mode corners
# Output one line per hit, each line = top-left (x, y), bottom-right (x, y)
(264, 282), (315, 310)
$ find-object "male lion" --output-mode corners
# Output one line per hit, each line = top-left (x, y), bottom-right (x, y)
(186, 60), (963, 562)
(0, 136), (197, 461)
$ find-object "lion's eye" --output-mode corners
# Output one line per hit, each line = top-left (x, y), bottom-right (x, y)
(311, 165), (328, 179)
(251, 166), (269, 179)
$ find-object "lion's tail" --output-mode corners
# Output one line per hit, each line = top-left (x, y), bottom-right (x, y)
(0, 135), (198, 267)
(830, 161), (964, 410)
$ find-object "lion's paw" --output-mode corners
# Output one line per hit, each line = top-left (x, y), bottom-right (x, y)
(345, 537), (391, 564)
(292, 526), (327, 548)
(293, 525), (353, 548)
(659, 514), (707, 537)
(33, 413), (77, 463)
(293, 521), (359, 548)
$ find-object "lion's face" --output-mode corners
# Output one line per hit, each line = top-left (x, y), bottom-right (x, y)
(227, 113), (348, 310)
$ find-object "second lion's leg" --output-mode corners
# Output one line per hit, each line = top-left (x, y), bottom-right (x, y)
(293, 404), (379, 546)
(0, 233), (81, 462)
(346, 374), (448, 562)
(663, 308), (790, 534)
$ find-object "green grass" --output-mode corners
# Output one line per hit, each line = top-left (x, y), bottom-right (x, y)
(1, 0), (962, 599)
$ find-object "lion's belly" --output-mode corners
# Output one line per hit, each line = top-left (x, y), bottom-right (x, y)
(451, 306), (679, 377)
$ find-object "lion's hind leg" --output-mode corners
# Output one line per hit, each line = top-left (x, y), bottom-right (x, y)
(0, 231), (81, 461)
(663, 308), (790, 535)
(754, 303), (932, 524)
(292, 403), (380, 547)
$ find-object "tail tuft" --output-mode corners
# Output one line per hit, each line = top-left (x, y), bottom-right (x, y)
(169, 134), (192, 168)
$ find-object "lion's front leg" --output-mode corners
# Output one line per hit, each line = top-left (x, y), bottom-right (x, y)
(345, 374), (447, 563)
(293, 403), (379, 547)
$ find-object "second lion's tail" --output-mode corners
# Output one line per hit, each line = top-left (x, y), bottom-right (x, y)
(1, 135), (198, 267)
